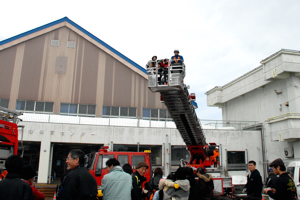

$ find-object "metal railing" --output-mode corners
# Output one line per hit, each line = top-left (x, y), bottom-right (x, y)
(19, 113), (259, 130)
(201, 119), (260, 130)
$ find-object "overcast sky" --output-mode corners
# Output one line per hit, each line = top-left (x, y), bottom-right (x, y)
(1, 0), (300, 121)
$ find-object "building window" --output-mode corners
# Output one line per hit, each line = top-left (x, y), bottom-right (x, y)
(143, 108), (171, 121)
(102, 106), (137, 118)
(16, 100), (54, 113)
(113, 144), (162, 166)
(60, 103), (96, 116)
(132, 156), (145, 169)
(0, 99), (9, 108)
(171, 145), (190, 165)
(227, 151), (247, 170)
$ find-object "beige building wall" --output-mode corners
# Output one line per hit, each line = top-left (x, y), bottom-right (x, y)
(0, 26), (165, 117)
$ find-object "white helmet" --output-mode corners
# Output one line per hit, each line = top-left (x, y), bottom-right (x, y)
(174, 49), (179, 53)
(215, 146), (219, 149)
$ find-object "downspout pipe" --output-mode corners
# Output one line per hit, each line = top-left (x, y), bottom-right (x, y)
(260, 124), (267, 182)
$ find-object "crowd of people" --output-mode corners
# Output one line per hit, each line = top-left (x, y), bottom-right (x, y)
(0, 150), (298, 200)
(0, 155), (44, 200)
(100, 157), (214, 200)
(244, 159), (297, 200)
(146, 49), (184, 85)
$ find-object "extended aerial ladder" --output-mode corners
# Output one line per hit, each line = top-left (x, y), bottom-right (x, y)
(147, 62), (214, 168)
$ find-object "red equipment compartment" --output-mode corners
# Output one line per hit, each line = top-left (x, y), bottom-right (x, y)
(0, 120), (18, 155)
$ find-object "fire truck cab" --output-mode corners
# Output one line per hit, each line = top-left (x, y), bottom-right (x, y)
(88, 146), (151, 189)
(0, 106), (22, 179)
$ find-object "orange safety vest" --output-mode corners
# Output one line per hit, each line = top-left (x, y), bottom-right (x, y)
(211, 150), (219, 162)
(173, 56), (181, 63)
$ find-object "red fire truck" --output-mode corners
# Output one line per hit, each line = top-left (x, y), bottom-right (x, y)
(0, 106), (22, 180)
(88, 146), (152, 189)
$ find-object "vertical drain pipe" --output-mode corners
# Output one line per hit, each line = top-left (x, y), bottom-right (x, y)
(260, 124), (267, 181)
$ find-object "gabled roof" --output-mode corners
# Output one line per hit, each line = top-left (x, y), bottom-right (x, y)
(0, 17), (147, 75)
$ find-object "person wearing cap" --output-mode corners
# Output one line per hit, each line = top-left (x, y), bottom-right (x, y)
(245, 160), (263, 199)
(171, 49), (184, 64)
(21, 165), (45, 200)
(101, 158), (132, 200)
(264, 158), (297, 200)
(132, 162), (148, 200)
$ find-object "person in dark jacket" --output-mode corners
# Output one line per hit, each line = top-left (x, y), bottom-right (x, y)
(147, 167), (163, 199)
(265, 168), (278, 189)
(264, 158), (297, 200)
(197, 167), (214, 200)
(245, 160), (263, 200)
(186, 167), (200, 200)
(21, 165), (45, 200)
(0, 155), (34, 200)
(60, 149), (97, 200)
(123, 163), (133, 175)
(150, 167), (163, 190)
(132, 162), (148, 200)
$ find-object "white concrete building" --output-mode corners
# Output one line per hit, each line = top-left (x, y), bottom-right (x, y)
(206, 49), (300, 171)
(19, 115), (263, 183)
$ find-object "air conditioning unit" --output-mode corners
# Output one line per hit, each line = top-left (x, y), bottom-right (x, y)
(284, 147), (294, 158)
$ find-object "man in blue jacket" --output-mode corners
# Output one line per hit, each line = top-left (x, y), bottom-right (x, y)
(102, 158), (132, 200)
(171, 49), (184, 64)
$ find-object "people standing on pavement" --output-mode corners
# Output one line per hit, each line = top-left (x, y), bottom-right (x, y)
(60, 149), (97, 200)
(264, 158), (297, 200)
(148, 167), (163, 199)
(132, 162), (148, 200)
(265, 167), (278, 189)
(21, 165), (45, 200)
(0, 155), (34, 200)
(123, 163), (133, 175)
(155, 174), (176, 200)
(101, 158), (132, 200)
(245, 160), (263, 200)
(163, 167), (190, 200)
(186, 167), (200, 200)
(197, 167), (214, 200)
(150, 167), (163, 191)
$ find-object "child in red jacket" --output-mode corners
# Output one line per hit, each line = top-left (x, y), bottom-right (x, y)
(21, 165), (45, 200)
